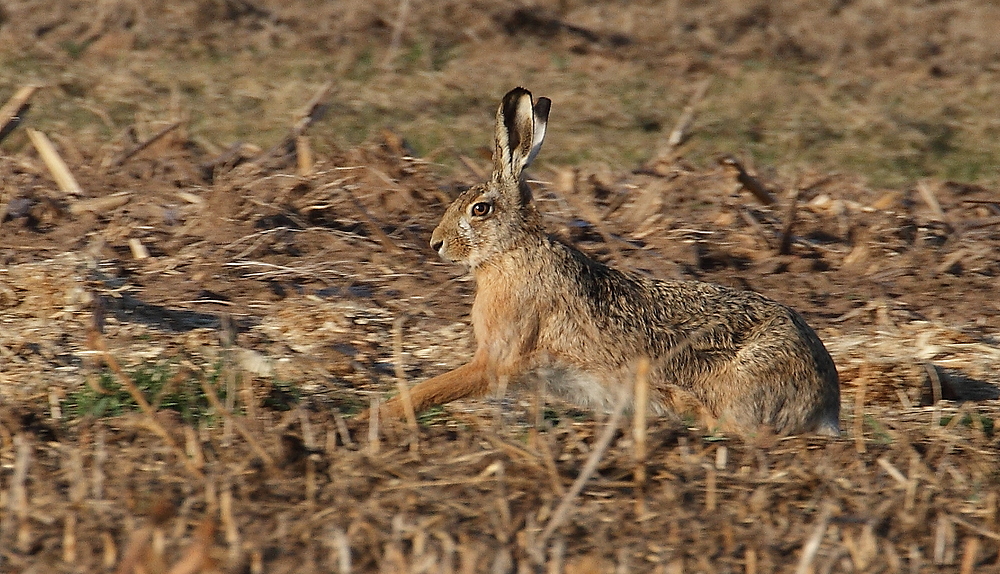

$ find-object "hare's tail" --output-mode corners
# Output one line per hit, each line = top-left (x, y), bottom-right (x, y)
(813, 419), (841, 437)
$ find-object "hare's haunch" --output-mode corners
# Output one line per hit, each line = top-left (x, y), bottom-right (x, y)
(359, 87), (840, 436)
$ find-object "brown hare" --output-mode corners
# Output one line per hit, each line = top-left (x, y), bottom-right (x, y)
(360, 87), (840, 436)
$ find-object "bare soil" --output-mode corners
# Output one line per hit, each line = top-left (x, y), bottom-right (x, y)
(1, 1), (1000, 573)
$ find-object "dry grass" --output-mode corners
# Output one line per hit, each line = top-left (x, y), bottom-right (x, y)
(2, 0), (1000, 187)
(1, 0), (1000, 572)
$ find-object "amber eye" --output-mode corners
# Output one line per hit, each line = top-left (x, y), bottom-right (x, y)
(470, 202), (493, 217)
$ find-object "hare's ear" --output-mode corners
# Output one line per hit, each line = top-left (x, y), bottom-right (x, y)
(493, 87), (551, 185)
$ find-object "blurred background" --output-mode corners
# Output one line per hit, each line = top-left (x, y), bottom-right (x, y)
(2, 0), (999, 188)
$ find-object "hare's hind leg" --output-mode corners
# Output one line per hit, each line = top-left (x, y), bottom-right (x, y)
(681, 311), (835, 436)
(356, 357), (491, 422)
(721, 331), (840, 436)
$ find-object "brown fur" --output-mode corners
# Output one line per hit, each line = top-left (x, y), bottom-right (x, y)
(357, 88), (840, 436)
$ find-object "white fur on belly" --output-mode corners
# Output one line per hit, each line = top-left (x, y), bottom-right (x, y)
(534, 365), (627, 412)
(531, 365), (679, 417)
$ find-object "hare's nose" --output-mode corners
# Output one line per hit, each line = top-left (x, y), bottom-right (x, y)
(431, 239), (444, 252)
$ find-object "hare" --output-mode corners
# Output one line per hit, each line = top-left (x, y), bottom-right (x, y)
(360, 87), (840, 436)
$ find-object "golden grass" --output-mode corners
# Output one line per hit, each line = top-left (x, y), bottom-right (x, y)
(1, 1), (1000, 571)
(2, 0), (1000, 187)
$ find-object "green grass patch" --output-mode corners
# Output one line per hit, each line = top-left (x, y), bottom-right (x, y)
(65, 362), (311, 422)
(417, 405), (448, 425)
(65, 362), (226, 423)
(940, 413), (995, 437)
(261, 380), (302, 411)
(865, 414), (893, 444)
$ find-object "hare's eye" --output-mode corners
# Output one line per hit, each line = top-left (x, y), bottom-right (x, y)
(470, 202), (493, 217)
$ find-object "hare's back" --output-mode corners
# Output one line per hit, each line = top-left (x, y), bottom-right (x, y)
(546, 242), (801, 351)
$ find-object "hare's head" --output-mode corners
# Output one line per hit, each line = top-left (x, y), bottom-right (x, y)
(430, 88), (551, 269)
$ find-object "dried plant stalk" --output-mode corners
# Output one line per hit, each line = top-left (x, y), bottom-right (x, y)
(92, 427), (107, 499)
(333, 410), (355, 449)
(331, 528), (351, 574)
(537, 385), (629, 548)
(720, 156), (776, 206)
(128, 238), (150, 260)
(951, 515), (1000, 542)
(794, 505), (833, 574)
(114, 526), (153, 574)
(345, 189), (406, 255)
(11, 435), (32, 552)
(108, 121), (180, 168)
(392, 314), (420, 454)
(853, 373), (867, 454)
(62, 445), (85, 563)
(165, 520), (216, 574)
(101, 532), (117, 569)
(934, 514), (956, 565)
(184, 426), (205, 469)
(917, 180), (947, 221)
(632, 357), (650, 518)
(368, 397), (381, 455)
(959, 537), (979, 574)
(220, 484), (239, 564)
(0, 85), (38, 143)
(715, 446), (728, 470)
(745, 548), (757, 574)
(633, 357), (650, 486)
(459, 155), (488, 179)
(778, 187), (800, 255)
(492, 374), (510, 431)
(68, 193), (131, 216)
(705, 465), (717, 512)
(666, 78), (712, 150)
(198, 376), (275, 469)
(255, 81), (333, 164)
(296, 135), (313, 176)
(296, 408), (320, 508)
(383, 0), (412, 69)
(27, 128), (83, 195)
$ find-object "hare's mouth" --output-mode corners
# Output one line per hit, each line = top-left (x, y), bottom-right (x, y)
(434, 244), (465, 266)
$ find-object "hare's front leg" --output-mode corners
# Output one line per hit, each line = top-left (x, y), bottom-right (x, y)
(356, 355), (491, 422)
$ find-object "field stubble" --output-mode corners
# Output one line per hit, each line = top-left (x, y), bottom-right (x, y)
(2, 1), (1000, 572)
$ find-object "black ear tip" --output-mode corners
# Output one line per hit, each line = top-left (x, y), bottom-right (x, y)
(506, 86), (532, 100)
(502, 88), (550, 122)
(502, 87), (534, 113)
(535, 97), (551, 121)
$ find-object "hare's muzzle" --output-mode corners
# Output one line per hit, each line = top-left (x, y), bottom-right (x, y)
(430, 225), (448, 259)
